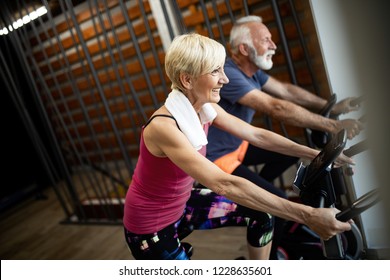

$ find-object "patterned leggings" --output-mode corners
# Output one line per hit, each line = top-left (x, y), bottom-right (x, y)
(124, 187), (274, 260)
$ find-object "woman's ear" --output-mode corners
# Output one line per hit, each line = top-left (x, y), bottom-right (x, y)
(179, 73), (192, 90)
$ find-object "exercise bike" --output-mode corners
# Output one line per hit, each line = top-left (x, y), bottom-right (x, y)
(276, 129), (381, 259)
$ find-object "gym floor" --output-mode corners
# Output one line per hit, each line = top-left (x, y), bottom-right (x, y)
(0, 165), (300, 260)
(0, 185), (250, 260)
(7, 165), (388, 260)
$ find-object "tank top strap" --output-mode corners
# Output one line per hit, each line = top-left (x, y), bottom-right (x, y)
(145, 114), (180, 130)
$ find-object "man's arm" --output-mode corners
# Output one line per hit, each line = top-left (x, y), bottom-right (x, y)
(262, 76), (326, 111)
(238, 88), (363, 139)
(263, 76), (360, 115)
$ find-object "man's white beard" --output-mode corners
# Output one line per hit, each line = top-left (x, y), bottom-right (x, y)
(250, 49), (275, 70)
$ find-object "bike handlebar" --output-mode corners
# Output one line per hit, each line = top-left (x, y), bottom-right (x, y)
(335, 189), (381, 222)
(343, 140), (368, 157)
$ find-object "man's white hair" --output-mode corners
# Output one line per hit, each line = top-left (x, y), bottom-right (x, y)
(236, 15), (262, 24)
(230, 15), (263, 54)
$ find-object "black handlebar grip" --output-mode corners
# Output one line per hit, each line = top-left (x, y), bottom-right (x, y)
(336, 207), (360, 222)
(343, 140), (368, 157)
(336, 189), (380, 222)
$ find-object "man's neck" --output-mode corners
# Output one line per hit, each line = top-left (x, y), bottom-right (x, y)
(231, 55), (258, 78)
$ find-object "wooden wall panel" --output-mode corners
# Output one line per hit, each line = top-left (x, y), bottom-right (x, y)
(28, 0), (167, 171)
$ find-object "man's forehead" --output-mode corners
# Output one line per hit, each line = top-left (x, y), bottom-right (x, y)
(250, 23), (271, 37)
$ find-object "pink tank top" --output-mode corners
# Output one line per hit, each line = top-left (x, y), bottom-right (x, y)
(123, 117), (208, 234)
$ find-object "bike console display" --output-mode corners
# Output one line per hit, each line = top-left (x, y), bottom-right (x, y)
(293, 129), (347, 204)
(304, 129), (347, 188)
(293, 129), (347, 190)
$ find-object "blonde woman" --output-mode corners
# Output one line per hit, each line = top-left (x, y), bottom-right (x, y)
(123, 33), (353, 260)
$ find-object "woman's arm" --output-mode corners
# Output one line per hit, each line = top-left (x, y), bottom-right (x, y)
(146, 115), (351, 240)
(211, 103), (354, 165)
(211, 103), (318, 160)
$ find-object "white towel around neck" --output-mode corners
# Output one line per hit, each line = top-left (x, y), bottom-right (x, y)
(165, 89), (217, 150)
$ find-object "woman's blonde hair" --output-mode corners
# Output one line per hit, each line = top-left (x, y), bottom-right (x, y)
(165, 33), (226, 91)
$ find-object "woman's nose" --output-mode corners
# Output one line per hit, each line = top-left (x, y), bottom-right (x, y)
(221, 73), (229, 84)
